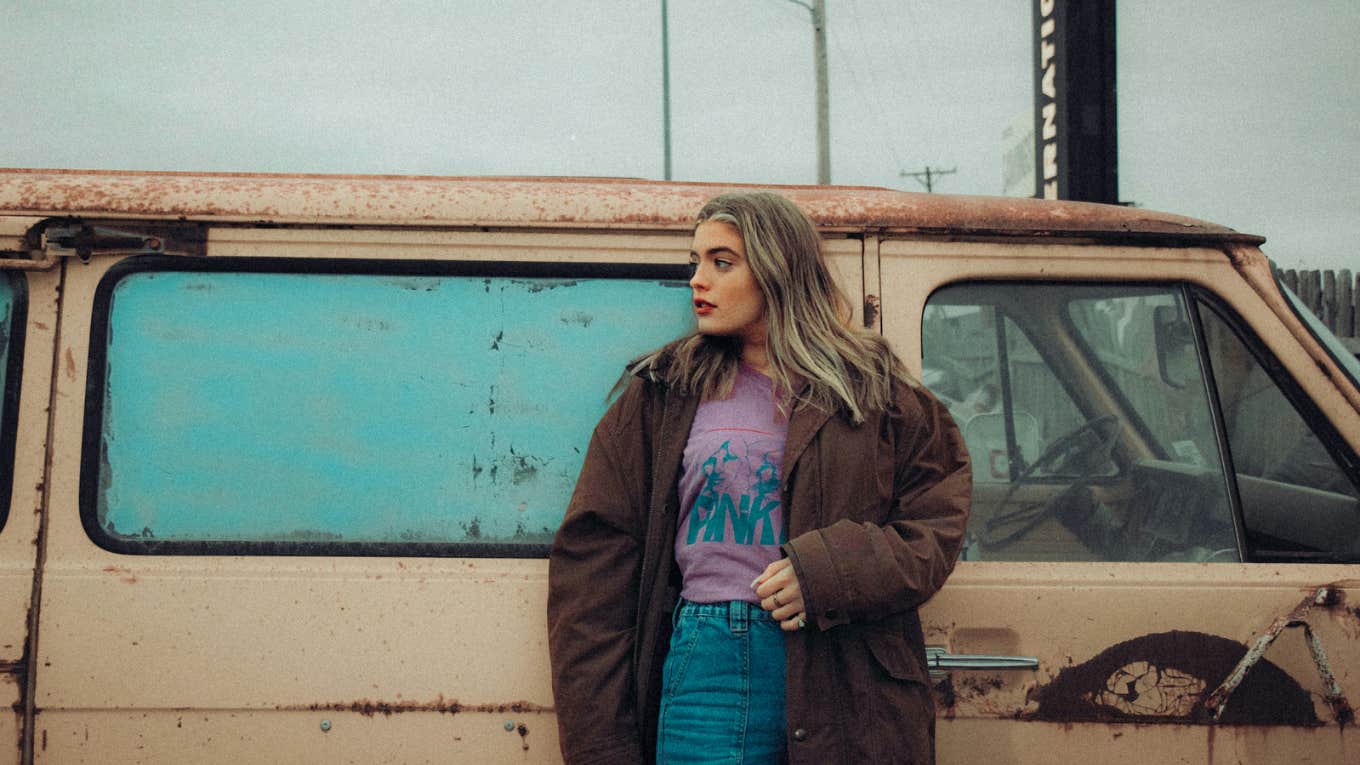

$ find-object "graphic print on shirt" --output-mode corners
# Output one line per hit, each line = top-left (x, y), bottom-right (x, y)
(684, 436), (786, 547)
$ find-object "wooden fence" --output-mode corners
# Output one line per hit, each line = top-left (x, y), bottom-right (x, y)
(1275, 267), (1358, 340)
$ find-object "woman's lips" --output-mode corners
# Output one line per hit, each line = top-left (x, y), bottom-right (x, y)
(694, 299), (715, 315)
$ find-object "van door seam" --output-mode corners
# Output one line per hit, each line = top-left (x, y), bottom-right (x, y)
(21, 259), (66, 765)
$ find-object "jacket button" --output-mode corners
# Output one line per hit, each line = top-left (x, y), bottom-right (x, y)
(824, 608), (840, 620)
(792, 728), (807, 742)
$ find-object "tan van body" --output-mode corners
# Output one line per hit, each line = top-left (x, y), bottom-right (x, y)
(0, 170), (1355, 763)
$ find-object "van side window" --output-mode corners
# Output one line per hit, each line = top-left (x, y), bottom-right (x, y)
(921, 302), (1087, 482)
(923, 283), (1239, 563)
(1197, 301), (1360, 562)
(0, 272), (24, 531)
(82, 260), (693, 556)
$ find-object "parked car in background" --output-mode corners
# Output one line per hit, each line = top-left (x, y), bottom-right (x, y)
(0, 169), (1355, 763)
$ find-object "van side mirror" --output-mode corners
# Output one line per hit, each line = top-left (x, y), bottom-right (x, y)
(1153, 304), (1195, 389)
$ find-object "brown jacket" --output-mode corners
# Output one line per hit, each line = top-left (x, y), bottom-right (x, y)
(548, 365), (971, 764)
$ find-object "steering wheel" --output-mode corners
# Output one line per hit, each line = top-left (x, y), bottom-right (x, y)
(980, 414), (1123, 548)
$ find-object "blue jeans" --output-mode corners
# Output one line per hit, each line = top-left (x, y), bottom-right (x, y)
(656, 600), (787, 765)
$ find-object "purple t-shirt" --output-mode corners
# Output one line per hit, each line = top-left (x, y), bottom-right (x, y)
(675, 364), (789, 604)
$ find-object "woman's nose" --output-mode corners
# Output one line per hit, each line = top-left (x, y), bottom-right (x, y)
(689, 264), (708, 289)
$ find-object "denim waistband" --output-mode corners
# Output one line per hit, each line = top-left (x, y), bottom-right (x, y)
(677, 598), (778, 632)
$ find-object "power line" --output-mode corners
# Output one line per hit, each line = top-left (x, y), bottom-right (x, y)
(836, 0), (905, 170)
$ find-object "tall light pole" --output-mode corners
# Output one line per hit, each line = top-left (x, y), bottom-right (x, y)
(812, 0), (830, 184)
(787, 0), (831, 184)
(662, 0), (672, 180)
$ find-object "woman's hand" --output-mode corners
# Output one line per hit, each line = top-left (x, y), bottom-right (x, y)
(753, 558), (808, 632)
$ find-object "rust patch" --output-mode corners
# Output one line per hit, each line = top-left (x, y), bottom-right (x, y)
(863, 294), (880, 329)
(0, 169), (1260, 248)
(956, 674), (1004, 699)
(1205, 585), (1354, 726)
(933, 673), (1013, 719)
(101, 565), (138, 584)
(290, 698), (553, 718)
(1028, 631), (1318, 726)
(516, 722), (529, 751)
(63, 348), (75, 382)
(931, 676), (956, 717)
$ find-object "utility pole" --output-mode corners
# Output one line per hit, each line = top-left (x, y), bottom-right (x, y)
(662, 0), (672, 180)
(789, 0), (830, 183)
(901, 166), (957, 193)
(812, 0), (830, 184)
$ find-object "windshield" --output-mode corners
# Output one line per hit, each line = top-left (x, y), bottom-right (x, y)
(1279, 282), (1360, 391)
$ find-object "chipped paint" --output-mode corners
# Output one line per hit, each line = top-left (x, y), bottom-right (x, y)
(0, 169), (1262, 247)
(862, 294), (880, 329)
(1205, 586), (1355, 726)
(1022, 586), (1358, 728)
(932, 673), (1012, 720)
(1028, 631), (1319, 726)
(0, 250), (57, 271)
(90, 269), (691, 549)
(100, 565), (139, 584)
(1301, 621), (1355, 726)
(289, 698), (552, 717)
(1, 638), (28, 758)
(515, 721), (530, 751)
(932, 676), (957, 715)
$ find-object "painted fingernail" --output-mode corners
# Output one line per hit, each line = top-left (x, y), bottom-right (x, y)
(750, 577), (761, 589)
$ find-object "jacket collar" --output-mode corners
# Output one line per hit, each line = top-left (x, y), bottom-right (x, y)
(780, 399), (834, 492)
(651, 383), (700, 517)
(639, 346), (837, 496)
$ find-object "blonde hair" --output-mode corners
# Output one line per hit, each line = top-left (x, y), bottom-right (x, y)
(632, 191), (906, 423)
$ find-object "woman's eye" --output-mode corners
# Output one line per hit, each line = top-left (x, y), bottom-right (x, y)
(715, 259), (732, 269)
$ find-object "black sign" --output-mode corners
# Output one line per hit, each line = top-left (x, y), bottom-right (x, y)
(1033, 0), (1118, 203)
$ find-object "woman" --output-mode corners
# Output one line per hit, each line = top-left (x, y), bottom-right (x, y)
(548, 191), (970, 764)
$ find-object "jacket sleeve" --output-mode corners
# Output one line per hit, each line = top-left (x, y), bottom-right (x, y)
(785, 382), (971, 629)
(547, 382), (649, 765)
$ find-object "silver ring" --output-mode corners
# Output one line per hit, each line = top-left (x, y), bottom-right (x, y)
(797, 617), (807, 630)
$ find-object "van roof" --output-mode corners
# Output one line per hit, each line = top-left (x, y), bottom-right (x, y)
(0, 168), (1263, 246)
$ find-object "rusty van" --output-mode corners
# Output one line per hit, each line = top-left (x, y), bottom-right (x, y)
(0, 169), (1355, 763)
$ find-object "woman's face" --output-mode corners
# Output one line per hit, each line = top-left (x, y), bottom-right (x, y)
(689, 220), (767, 344)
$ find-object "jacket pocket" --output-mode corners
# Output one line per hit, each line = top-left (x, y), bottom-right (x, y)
(863, 627), (930, 686)
(852, 626), (937, 763)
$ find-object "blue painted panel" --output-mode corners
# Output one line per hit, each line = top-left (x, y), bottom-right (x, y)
(98, 271), (693, 545)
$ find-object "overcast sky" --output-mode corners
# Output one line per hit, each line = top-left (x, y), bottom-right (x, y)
(2, 1), (1355, 270)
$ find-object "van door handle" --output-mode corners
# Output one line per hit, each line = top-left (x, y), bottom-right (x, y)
(925, 646), (1039, 677)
